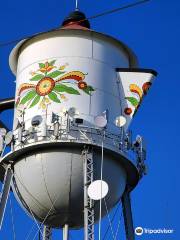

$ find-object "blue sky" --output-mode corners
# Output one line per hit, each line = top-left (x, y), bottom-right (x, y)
(0, 0), (180, 239)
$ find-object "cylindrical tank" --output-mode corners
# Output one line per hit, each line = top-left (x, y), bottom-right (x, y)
(11, 29), (137, 133)
(8, 11), (139, 228)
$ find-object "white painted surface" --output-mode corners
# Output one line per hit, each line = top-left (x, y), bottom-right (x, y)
(117, 71), (156, 128)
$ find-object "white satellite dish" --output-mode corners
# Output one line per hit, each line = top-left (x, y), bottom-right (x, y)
(88, 180), (109, 200)
(94, 115), (107, 128)
(115, 115), (126, 127)
(31, 115), (43, 126)
(68, 107), (79, 117)
(0, 136), (4, 152)
(5, 131), (13, 145)
(0, 128), (7, 137)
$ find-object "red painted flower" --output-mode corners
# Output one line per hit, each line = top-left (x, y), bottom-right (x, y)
(78, 81), (87, 89)
(124, 107), (132, 115)
(36, 77), (55, 96)
(142, 82), (152, 95)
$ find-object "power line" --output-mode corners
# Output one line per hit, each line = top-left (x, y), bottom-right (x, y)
(0, 0), (151, 48)
(88, 0), (151, 20)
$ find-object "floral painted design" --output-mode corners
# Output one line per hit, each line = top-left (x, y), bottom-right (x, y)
(124, 82), (152, 116)
(16, 60), (95, 110)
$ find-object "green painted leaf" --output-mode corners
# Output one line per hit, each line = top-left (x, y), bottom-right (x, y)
(29, 95), (41, 108)
(82, 86), (95, 95)
(20, 90), (37, 105)
(47, 71), (65, 78)
(54, 84), (80, 95)
(30, 74), (44, 81)
(48, 92), (61, 103)
(39, 63), (45, 68)
(125, 97), (139, 107)
(49, 60), (56, 66)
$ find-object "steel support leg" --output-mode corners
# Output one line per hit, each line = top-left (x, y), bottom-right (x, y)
(83, 147), (94, 240)
(63, 224), (69, 240)
(122, 190), (135, 240)
(43, 226), (52, 240)
(0, 165), (13, 229)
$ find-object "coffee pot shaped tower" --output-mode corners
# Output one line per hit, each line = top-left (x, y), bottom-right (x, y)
(0, 10), (157, 240)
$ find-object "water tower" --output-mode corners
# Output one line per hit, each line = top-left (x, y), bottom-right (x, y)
(0, 9), (157, 240)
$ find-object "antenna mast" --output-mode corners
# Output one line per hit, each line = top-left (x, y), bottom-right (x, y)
(75, 0), (79, 10)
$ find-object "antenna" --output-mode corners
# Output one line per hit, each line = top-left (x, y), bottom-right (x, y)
(75, 0), (79, 10)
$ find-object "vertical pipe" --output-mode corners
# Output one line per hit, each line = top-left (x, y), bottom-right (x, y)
(63, 224), (69, 240)
(98, 137), (104, 240)
(121, 190), (135, 240)
(83, 149), (88, 240)
(0, 165), (13, 229)
(75, 0), (78, 10)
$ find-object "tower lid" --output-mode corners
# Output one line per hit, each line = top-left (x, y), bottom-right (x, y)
(61, 10), (90, 29)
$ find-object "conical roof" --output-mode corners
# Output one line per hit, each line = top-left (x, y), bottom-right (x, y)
(62, 10), (90, 29)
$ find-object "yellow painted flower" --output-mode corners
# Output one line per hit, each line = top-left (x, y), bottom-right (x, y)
(41, 103), (46, 109)
(30, 71), (37, 76)
(59, 63), (69, 70)
(129, 84), (143, 99)
(60, 94), (66, 100)
(44, 97), (50, 104)
(59, 65), (66, 70)
(39, 62), (56, 73)
(39, 99), (47, 110)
